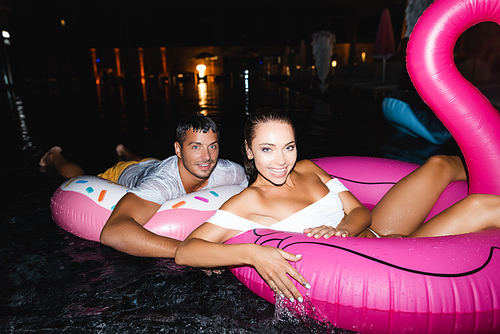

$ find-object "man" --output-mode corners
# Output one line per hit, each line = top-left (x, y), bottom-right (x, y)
(40, 114), (248, 257)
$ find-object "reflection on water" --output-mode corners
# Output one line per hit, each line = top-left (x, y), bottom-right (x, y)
(197, 81), (208, 115)
(0, 73), (461, 333)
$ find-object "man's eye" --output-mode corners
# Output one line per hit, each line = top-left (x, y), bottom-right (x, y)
(192, 145), (199, 149)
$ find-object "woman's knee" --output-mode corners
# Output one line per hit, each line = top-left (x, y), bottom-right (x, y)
(423, 155), (465, 181)
(468, 193), (500, 207)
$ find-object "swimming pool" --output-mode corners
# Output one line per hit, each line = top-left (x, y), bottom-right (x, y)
(0, 76), (461, 333)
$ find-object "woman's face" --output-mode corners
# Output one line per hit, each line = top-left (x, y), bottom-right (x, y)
(247, 121), (297, 186)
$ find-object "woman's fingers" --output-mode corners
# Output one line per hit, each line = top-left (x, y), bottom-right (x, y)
(304, 225), (349, 238)
(305, 225), (335, 238)
(253, 246), (310, 302)
(276, 249), (310, 301)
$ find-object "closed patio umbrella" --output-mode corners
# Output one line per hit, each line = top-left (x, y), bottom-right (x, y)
(373, 8), (396, 82)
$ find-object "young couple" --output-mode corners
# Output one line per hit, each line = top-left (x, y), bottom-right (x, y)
(175, 107), (500, 303)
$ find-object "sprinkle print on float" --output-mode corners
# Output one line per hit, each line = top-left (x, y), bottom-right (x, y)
(51, 175), (245, 242)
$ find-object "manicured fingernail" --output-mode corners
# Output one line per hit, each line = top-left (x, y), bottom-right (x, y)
(304, 283), (311, 289)
(289, 297), (295, 303)
(307, 233), (312, 237)
(314, 234), (319, 238)
(295, 254), (302, 259)
(298, 297), (303, 303)
(324, 234), (329, 238)
(280, 293), (285, 298)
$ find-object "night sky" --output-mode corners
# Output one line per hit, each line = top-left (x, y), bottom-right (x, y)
(0, 0), (407, 82)
(1, 0), (406, 48)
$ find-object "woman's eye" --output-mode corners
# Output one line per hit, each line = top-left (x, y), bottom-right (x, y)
(286, 145), (295, 151)
(262, 147), (271, 152)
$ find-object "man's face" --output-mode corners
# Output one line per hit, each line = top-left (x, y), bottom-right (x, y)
(175, 129), (219, 180)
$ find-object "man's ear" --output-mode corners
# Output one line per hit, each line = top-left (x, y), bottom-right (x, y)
(174, 141), (182, 159)
(245, 140), (253, 159)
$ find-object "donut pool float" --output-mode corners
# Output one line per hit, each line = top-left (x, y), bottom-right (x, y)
(51, 176), (245, 242)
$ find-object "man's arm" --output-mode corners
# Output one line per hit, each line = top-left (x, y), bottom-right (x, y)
(100, 193), (181, 257)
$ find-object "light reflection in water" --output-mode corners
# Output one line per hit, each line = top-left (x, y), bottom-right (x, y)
(197, 81), (208, 115)
(9, 92), (34, 150)
(244, 69), (250, 115)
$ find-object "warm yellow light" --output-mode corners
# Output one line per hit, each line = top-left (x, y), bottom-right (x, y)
(61, 20), (66, 27)
(2, 30), (10, 38)
(331, 60), (337, 68)
(296, 65), (301, 70)
(177, 74), (184, 78)
(361, 52), (366, 62)
(196, 64), (207, 78)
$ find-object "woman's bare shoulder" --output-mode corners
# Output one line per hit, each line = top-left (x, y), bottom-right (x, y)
(295, 159), (331, 182)
(220, 186), (262, 213)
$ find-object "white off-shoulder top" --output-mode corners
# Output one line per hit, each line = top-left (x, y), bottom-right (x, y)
(206, 178), (349, 233)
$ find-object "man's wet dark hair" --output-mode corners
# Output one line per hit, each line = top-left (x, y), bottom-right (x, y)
(176, 114), (219, 144)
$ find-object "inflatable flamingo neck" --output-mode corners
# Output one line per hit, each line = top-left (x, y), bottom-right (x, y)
(407, 0), (500, 195)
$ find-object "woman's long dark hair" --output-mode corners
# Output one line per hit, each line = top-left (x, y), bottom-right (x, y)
(242, 107), (295, 184)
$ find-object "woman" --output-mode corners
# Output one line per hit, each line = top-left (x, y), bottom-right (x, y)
(175, 107), (500, 303)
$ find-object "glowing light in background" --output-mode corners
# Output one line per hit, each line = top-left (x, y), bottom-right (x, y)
(331, 60), (337, 67)
(113, 48), (122, 77)
(159, 47), (169, 102)
(196, 64), (206, 79)
(60, 19), (66, 27)
(2, 30), (10, 46)
(160, 47), (168, 74)
(138, 47), (149, 117)
(90, 48), (104, 114)
(90, 49), (100, 87)
(361, 52), (367, 62)
(113, 48), (125, 109)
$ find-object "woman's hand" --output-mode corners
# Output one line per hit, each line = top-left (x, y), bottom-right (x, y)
(304, 225), (349, 238)
(249, 245), (310, 303)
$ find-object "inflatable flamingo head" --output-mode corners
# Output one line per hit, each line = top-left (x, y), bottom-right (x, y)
(407, 0), (500, 195)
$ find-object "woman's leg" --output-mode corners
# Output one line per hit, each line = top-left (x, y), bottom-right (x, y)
(39, 146), (85, 179)
(409, 194), (500, 237)
(370, 155), (467, 236)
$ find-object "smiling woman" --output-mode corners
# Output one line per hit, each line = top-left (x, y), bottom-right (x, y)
(244, 121), (297, 186)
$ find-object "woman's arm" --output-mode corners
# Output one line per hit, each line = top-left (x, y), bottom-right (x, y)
(303, 191), (371, 238)
(299, 159), (372, 238)
(175, 222), (310, 302)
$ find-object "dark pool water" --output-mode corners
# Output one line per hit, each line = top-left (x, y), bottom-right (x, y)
(0, 75), (461, 333)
